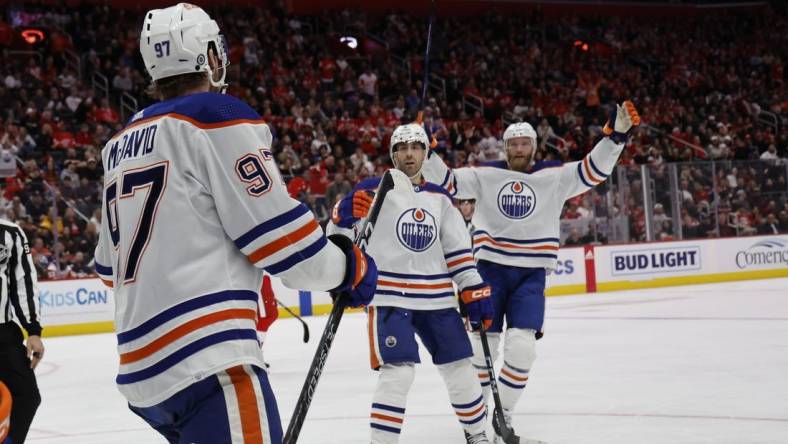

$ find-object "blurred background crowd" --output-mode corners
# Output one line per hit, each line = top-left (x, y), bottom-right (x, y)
(0, 1), (784, 279)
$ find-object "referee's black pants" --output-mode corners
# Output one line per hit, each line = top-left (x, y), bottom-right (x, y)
(0, 322), (41, 444)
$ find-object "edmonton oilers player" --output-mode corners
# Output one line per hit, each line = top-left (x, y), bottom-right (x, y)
(94, 4), (377, 443)
(423, 102), (641, 441)
(328, 123), (494, 444)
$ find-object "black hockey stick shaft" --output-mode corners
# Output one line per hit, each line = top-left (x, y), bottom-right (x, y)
(479, 325), (520, 444)
(276, 298), (310, 343)
(419, 0), (436, 109)
(283, 171), (395, 444)
(283, 294), (346, 444)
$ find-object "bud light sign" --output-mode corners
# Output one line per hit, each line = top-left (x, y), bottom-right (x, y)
(611, 246), (701, 276)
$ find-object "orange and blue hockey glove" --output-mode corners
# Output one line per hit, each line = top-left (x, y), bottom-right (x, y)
(459, 283), (493, 331)
(332, 189), (375, 228)
(328, 234), (378, 307)
(603, 100), (641, 144)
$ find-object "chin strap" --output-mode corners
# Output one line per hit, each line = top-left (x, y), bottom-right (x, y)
(209, 69), (228, 94)
(391, 158), (425, 182)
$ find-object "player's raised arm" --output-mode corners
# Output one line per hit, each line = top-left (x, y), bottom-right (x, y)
(325, 178), (379, 238)
(194, 117), (375, 303)
(422, 150), (481, 199)
(558, 100), (641, 199)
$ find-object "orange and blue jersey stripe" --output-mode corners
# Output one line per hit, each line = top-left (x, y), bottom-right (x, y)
(444, 248), (476, 278)
(116, 290), (258, 385)
(498, 361), (529, 390)
(474, 363), (491, 387)
(370, 403), (406, 435)
(577, 155), (608, 188)
(233, 203), (327, 275)
(94, 261), (114, 287)
(452, 394), (487, 426)
(472, 231), (559, 260)
(375, 270), (455, 300)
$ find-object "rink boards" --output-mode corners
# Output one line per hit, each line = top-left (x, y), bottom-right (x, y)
(38, 234), (788, 336)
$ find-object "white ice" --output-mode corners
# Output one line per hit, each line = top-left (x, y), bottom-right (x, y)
(26, 278), (788, 443)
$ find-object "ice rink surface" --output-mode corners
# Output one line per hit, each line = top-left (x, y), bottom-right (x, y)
(26, 278), (788, 443)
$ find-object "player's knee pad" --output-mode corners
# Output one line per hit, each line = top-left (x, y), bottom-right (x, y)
(436, 359), (476, 392)
(377, 363), (416, 393)
(504, 328), (537, 370)
(470, 331), (500, 366)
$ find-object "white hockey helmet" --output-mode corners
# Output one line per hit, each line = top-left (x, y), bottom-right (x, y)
(503, 121), (538, 167)
(140, 3), (228, 90)
(390, 123), (430, 179)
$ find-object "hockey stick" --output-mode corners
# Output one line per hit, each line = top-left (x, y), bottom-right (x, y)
(416, 0), (436, 125)
(284, 169), (413, 444)
(276, 298), (310, 343)
(479, 324), (520, 444)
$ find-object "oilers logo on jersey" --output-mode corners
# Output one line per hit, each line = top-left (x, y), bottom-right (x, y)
(497, 180), (536, 219)
(396, 208), (437, 252)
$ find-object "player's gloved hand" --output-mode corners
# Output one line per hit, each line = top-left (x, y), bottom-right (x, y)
(328, 234), (378, 307)
(459, 283), (493, 331)
(332, 190), (375, 228)
(602, 100), (641, 144)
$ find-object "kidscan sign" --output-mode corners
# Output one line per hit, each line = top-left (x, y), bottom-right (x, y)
(39, 286), (109, 307)
(37, 278), (115, 333)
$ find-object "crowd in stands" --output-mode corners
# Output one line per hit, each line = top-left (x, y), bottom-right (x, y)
(0, 3), (785, 279)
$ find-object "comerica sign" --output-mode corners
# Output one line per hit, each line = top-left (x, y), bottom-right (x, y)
(735, 239), (788, 269)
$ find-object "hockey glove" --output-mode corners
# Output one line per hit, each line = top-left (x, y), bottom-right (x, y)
(602, 100), (641, 144)
(328, 234), (378, 307)
(459, 283), (493, 331)
(332, 190), (375, 228)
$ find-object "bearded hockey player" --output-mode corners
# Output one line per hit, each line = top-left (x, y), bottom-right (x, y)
(423, 101), (641, 441)
(93, 4), (377, 443)
(328, 123), (495, 444)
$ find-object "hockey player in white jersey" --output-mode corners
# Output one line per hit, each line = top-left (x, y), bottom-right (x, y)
(328, 123), (494, 444)
(93, 4), (377, 443)
(423, 101), (640, 441)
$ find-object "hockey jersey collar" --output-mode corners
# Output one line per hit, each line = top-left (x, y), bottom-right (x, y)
(126, 92), (262, 128)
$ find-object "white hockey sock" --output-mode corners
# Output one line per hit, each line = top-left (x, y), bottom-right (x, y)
(437, 359), (487, 436)
(498, 328), (536, 411)
(371, 363), (415, 444)
(470, 331), (500, 406)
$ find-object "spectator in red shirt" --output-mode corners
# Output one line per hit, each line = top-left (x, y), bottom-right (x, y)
(319, 56), (337, 86)
(74, 124), (93, 148)
(52, 120), (75, 149)
(287, 176), (308, 199)
(307, 162), (329, 196)
(92, 98), (119, 125)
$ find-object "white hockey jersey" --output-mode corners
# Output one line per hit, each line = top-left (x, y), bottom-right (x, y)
(94, 92), (348, 407)
(328, 178), (483, 311)
(423, 137), (624, 270)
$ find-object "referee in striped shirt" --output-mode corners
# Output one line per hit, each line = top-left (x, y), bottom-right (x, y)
(0, 218), (43, 444)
